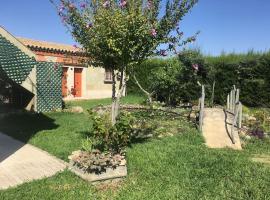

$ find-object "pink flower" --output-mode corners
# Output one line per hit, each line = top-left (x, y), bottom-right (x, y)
(160, 50), (167, 56)
(192, 64), (199, 71)
(61, 16), (68, 23)
(58, 4), (65, 12)
(86, 22), (93, 28)
(68, 3), (75, 9)
(147, 1), (153, 9)
(80, 2), (87, 9)
(120, 0), (127, 8)
(176, 27), (183, 36)
(151, 28), (157, 37)
(191, 36), (196, 42)
(103, 1), (110, 8)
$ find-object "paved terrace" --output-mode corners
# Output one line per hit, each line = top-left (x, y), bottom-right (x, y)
(0, 132), (67, 190)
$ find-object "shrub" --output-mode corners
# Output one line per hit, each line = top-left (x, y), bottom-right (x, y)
(128, 50), (270, 107)
(88, 110), (135, 153)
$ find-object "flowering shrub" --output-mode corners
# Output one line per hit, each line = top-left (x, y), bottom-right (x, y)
(51, 0), (199, 119)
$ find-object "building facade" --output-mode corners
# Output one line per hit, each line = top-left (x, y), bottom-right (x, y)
(0, 26), (122, 113)
(18, 38), (117, 100)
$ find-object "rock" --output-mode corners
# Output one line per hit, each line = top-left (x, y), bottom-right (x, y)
(239, 130), (246, 137)
(189, 112), (197, 119)
(245, 135), (251, 140)
(69, 106), (84, 113)
(68, 150), (82, 160)
(119, 159), (126, 166)
(247, 116), (256, 121)
(192, 106), (199, 111)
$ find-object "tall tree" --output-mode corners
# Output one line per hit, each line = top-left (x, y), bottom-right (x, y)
(50, 0), (198, 124)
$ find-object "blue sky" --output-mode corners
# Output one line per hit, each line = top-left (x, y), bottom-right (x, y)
(0, 0), (270, 55)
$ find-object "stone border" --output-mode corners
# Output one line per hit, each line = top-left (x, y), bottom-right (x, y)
(69, 162), (127, 183)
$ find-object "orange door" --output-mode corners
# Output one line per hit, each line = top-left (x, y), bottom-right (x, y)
(74, 68), (83, 97)
(62, 67), (68, 97)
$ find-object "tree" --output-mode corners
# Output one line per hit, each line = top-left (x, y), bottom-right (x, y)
(50, 0), (199, 124)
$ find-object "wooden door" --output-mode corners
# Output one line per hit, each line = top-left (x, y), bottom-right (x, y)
(74, 68), (83, 97)
(62, 67), (68, 97)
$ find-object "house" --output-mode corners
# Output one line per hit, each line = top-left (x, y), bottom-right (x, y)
(0, 26), (122, 112)
(17, 37), (117, 100)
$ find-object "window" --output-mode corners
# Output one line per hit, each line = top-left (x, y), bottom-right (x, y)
(104, 68), (113, 83)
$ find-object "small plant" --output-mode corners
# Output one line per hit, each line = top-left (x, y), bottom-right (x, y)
(87, 109), (135, 153)
(81, 137), (93, 152)
(69, 150), (125, 174)
(250, 128), (265, 139)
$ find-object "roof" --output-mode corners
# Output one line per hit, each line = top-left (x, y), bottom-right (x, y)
(17, 37), (82, 54)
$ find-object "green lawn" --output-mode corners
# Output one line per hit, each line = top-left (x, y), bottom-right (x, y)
(1, 95), (270, 199)
(0, 95), (145, 161)
(65, 94), (145, 111)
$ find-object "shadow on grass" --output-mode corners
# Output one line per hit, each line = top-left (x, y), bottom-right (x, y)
(0, 111), (58, 143)
(0, 111), (59, 163)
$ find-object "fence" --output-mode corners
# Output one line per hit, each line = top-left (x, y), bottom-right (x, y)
(198, 85), (205, 131)
(226, 86), (243, 144)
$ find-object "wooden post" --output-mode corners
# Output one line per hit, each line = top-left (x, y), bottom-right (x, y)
(199, 85), (205, 132)
(230, 90), (233, 112)
(227, 94), (230, 110)
(235, 89), (240, 104)
(210, 81), (215, 107)
(232, 89), (236, 113)
(238, 103), (242, 128)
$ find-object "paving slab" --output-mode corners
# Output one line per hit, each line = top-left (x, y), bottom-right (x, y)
(202, 108), (242, 150)
(0, 132), (67, 190)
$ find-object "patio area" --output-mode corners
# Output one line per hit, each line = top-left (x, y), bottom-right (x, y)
(0, 132), (67, 190)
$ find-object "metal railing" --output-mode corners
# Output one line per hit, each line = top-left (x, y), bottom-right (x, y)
(226, 86), (243, 144)
(198, 85), (205, 131)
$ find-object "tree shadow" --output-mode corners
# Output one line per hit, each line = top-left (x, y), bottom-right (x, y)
(0, 111), (58, 162)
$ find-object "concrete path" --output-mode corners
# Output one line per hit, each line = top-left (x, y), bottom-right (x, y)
(202, 108), (242, 150)
(0, 132), (67, 190)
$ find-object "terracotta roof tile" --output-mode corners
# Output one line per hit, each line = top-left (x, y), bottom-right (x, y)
(17, 37), (82, 53)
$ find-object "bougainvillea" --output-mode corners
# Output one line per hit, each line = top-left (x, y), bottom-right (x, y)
(50, 0), (199, 123)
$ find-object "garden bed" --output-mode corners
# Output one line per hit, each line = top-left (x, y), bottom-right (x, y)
(69, 163), (127, 183)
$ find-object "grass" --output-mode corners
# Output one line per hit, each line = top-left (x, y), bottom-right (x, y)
(65, 94), (145, 111)
(0, 95), (144, 161)
(1, 133), (270, 199)
(1, 95), (270, 199)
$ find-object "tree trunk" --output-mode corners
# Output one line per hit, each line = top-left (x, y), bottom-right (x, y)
(132, 74), (153, 104)
(111, 69), (126, 125)
(111, 70), (117, 125)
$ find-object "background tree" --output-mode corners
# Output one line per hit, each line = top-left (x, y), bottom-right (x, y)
(51, 0), (199, 124)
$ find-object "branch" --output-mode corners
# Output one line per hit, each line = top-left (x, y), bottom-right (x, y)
(132, 74), (151, 96)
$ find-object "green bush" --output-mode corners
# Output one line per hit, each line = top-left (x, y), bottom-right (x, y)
(129, 50), (208, 105)
(206, 51), (270, 107)
(128, 50), (270, 107)
(88, 110), (135, 153)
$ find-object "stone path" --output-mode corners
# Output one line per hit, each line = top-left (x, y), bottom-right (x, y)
(0, 132), (67, 190)
(202, 108), (242, 150)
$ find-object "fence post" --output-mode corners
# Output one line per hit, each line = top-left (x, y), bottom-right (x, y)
(230, 90), (233, 111)
(227, 94), (230, 110)
(238, 103), (242, 128)
(235, 89), (240, 104)
(199, 85), (205, 132)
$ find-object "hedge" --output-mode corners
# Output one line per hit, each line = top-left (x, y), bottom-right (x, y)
(127, 51), (270, 107)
